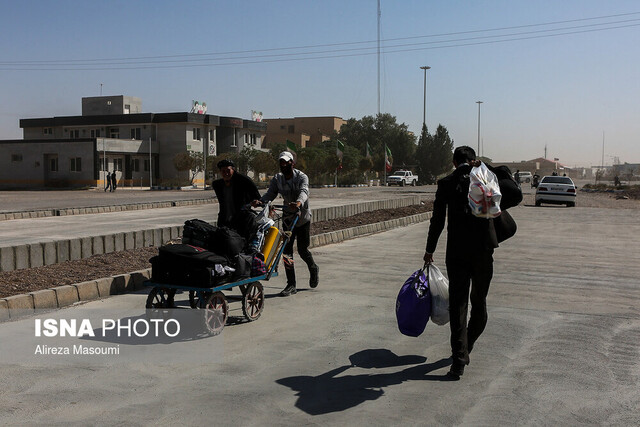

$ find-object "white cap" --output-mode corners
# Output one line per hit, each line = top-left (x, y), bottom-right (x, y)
(279, 151), (294, 163)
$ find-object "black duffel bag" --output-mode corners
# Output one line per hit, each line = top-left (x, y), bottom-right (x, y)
(210, 226), (246, 259)
(151, 244), (228, 287)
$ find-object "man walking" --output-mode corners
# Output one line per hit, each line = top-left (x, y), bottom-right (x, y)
(254, 151), (319, 296)
(423, 146), (498, 379)
(110, 171), (117, 192)
(104, 171), (111, 192)
(212, 159), (260, 233)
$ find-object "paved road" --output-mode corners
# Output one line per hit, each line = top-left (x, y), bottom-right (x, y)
(0, 186), (430, 213)
(0, 187), (432, 247)
(1, 203), (638, 424)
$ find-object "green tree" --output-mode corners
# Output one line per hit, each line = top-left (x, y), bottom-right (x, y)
(250, 150), (277, 179)
(173, 151), (204, 185)
(416, 124), (454, 184)
(337, 113), (416, 174)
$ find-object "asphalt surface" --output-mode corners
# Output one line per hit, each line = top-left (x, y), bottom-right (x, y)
(0, 203), (638, 425)
(0, 186), (431, 247)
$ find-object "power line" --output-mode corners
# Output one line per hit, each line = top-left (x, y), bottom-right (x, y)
(1, 13), (639, 70)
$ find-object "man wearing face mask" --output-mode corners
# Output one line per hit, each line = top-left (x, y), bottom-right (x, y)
(252, 151), (319, 296)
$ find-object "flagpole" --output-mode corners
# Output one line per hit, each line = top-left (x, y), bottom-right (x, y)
(335, 140), (338, 187)
(384, 144), (387, 186)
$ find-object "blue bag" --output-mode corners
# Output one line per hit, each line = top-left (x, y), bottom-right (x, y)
(395, 265), (431, 337)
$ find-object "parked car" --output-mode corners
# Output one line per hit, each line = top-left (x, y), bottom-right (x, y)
(535, 176), (576, 207)
(515, 171), (533, 184)
(386, 170), (418, 186)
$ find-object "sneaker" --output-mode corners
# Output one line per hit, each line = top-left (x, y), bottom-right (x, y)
(279, 284), (297, 297)
(309, 265), (319, 288)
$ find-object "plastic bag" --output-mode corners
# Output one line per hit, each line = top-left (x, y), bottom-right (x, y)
(395, 267), (431, 337)
(428, 263), (450, 326)
(468, 162), (502, 218)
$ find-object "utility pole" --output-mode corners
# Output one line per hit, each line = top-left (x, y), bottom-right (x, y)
(476, 101), (483, 156)
(377, 0), (381, 116)
(420, 66), (430, 130)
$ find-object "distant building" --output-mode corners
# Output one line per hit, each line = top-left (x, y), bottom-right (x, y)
(263, 116), (346, 150)
(494, 157), (576, 178)
(0, 96), (266, 189)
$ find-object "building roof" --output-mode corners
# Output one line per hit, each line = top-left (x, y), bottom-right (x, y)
(20, 112), (266, 131)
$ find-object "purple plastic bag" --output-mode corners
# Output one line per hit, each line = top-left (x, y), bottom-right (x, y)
(395, 267), (431, 337)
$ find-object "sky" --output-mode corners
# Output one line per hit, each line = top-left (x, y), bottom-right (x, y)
(1, 0), (639, 168)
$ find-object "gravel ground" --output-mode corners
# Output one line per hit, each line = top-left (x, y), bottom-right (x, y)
(0, 204), (433, 298)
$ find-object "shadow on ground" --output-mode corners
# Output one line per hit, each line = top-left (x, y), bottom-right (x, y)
(276, 348), (452, 415)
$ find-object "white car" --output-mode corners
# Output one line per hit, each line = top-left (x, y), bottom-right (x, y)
(514, 171), (532, 183)
(535, 176), (576, 207)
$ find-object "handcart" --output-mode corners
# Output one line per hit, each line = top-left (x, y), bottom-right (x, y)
(143, 203), (298, 335)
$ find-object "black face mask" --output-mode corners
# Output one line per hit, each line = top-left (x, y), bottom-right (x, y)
(280, 164), (293, 175)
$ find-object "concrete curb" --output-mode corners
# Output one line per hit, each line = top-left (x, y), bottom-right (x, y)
(0, 198), (215, 221)
(0, 211), (430, 321)
(0, 196), (425, 272)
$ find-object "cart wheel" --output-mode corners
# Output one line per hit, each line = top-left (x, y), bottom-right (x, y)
(146, 287), (172, 309)
(202, 291), (228, 335)
(242, 282), (265, 321)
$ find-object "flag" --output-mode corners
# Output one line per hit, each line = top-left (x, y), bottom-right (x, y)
(366, 142), (372, 159)
(385, 145), (393, 172)
(286, 140), (297, 153)
(336, 140), (344, 161)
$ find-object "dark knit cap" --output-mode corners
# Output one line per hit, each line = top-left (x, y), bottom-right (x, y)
(217, 159), (235, 169)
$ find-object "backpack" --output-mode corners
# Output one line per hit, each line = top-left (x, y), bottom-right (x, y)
(486, 164), (523, 210)
(183, 219), (218, 249)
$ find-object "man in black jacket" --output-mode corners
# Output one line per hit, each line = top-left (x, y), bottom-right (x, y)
(423, 146), (498, 379)
(212, 159), (260, 233)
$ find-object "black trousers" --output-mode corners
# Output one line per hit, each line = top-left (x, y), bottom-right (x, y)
(283, 221), (316, 285)
(446, 249), (494, 366)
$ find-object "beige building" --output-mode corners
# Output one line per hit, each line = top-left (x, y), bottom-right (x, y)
(0, 96), (266, 189)
(263, 116), (346, 149)
(494, 157), (575, 178)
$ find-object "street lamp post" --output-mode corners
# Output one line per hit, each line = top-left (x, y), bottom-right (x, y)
(420, 66), (431, 129)
(476, 101), (483, 156)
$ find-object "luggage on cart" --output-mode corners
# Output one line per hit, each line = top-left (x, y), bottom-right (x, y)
(211, 226), (246, 259)
(151, 244), (230, 287)
(182, 219), (218, 249)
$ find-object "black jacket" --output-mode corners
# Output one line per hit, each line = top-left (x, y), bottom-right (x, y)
(426, 164), (498, 261)
(212, 172), (260, 227)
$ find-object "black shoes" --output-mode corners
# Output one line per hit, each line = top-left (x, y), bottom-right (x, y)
(447, 363), (465, 380)
(280, 284), (297, 297)
(309, 265), (319, 288)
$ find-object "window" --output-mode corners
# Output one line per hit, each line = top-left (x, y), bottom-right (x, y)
(99, 159), (107, 171)
(49, 157), (58, 172)
(69, 129), (79, 139)
(132, 158), (140, 172)
(124, 104), (130, 114)
(43, 127), (53, 135)
(70, 157), (82, 172)
(209, 129), (214, 140)
(113, 158), (123, 171)
(192, 128), (201, 140)
(288, 125), (294, 134)
(280, 125), (286, 130)
(11, 154), (23, 162)
(244, 134), (248, 145)
(130, 128), (141, 140)
(109, 128), (120, 138)
(144, 159), (150, 172)
(90, 129), (101, 138)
